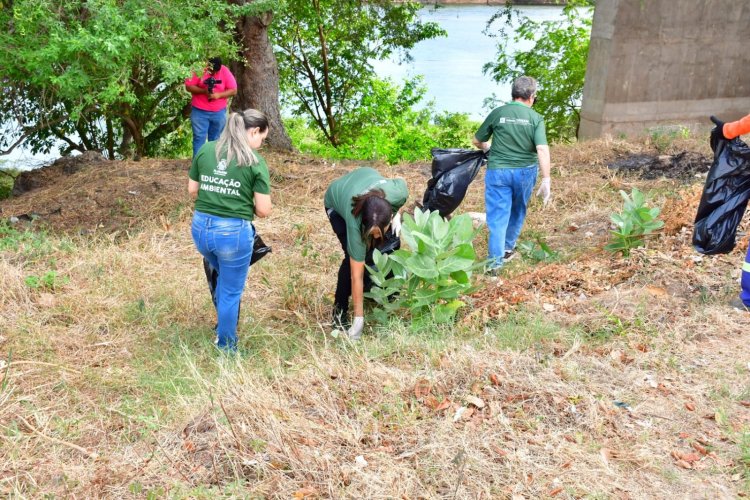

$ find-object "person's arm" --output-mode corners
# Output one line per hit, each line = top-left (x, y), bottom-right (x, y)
(350, 258), (366, 317)
(724, 113), (750, 140)
(535, 144), (551, 205)
(536, 144), (551, 179)
(254, 192), (272, 218)
(472, 136), (490, 153)
(208, 88), (237, 100)
(186, 85), (208, 96)
(188, 179), (199, 198)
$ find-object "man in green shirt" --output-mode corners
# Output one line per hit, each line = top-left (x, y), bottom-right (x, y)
(472, 76), (551, 273)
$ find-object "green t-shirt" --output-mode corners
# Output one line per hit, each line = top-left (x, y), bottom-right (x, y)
(188, 141), (271, 221)
(475, 101), (547, 169)
(324, 167), (408, 262)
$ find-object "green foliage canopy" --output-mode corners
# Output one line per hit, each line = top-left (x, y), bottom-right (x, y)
(272, 0), (445, 147)
(0, 0), (237, 159)
(483, 0), (593, 141)
(285, 77), (478, 164)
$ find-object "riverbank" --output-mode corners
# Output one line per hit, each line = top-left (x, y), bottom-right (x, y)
(416, 0), (565, 4)
(3, 134), (750, 498)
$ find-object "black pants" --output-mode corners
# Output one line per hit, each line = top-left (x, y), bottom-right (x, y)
(326, 208), (375, 313)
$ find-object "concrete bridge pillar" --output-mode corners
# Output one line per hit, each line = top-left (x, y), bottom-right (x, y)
(578, 0), (750, 139)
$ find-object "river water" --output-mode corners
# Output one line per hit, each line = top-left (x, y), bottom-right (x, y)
(3, 4), (563, 171)
(372, 4), (565, 121)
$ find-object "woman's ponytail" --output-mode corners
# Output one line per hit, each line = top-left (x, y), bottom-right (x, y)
(215, 109), (268, 167)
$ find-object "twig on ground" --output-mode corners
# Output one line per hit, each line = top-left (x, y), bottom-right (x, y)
(18, 416), (98, 459)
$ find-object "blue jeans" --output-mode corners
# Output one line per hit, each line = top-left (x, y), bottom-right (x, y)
(740, 245), (750, 306)
(485, 166), (538, 269)
(191, 107), (227, 157)
(191, 210), (254, 350)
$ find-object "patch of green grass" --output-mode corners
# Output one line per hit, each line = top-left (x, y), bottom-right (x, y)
(738, 429), (750, 494)
(0, 220), (56, 258)
(485, 310), (564, 352)
(24, 270), (70, 290)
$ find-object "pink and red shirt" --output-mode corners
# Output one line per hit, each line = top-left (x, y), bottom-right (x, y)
(184, 65), (237, 113)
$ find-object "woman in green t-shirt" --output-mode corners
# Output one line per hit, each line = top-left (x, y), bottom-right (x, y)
(324, 167), (408, 340)
(188, 109), (272, 351)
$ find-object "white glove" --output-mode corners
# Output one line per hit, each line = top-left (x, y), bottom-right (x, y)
(536, 177), (551, 206)
(347, 316), (364, 340)
(391, 212), (402, 237)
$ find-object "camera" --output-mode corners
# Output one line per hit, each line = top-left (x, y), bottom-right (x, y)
(204, 76), (223, 101)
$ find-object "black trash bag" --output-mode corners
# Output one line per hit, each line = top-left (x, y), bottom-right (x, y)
(251, 233), (272, 265)
(693, 133), (750, 255)
(376, 227), (401, 255)
(422, 148), (487, 217)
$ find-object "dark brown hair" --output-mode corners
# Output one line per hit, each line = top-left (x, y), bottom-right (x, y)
(352, 189), (391, 249)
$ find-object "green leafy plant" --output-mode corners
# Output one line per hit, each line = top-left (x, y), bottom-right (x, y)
(517, 237), (558, 263)
(605, 188), (664, 257)
(284, 77), (478, 164)
(0, 166), (18, 200)
(366, 209), (481, 324)
(273, 0), (445, 148)
(648, 125), (691, 153)
(0, 0), (237, 159)
(483, 0), (593, 141)
(25, 270), (70, 291)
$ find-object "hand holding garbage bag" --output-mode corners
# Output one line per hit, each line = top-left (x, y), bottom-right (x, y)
(710, 116), (727, 140)
(391, 212), (402, 237)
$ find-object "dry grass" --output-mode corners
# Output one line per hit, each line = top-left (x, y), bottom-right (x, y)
(2, 137), (750, 498)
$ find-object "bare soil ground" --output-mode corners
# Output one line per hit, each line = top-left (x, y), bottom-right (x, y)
(2, 136), (750, 499)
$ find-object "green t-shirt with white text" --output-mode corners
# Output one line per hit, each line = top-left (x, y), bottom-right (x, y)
(475, 101), (547, 169)
(324, 167), (408, 262)
(188, 141), (271, 221)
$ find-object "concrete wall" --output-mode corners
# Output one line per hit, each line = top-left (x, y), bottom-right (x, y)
(579, 0), (750, 139)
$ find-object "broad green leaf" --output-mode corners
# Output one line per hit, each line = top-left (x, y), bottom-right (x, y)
(406, 254), (438, 279)
(436, 255), (474, 275)
(450, 270), (469, 284)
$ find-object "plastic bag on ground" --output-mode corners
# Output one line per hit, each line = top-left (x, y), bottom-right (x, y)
(693, 133), (750, 255)
(422, 148), (487, 218)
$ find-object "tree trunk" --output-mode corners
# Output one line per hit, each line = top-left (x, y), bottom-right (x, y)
(231, 9), (293, 151)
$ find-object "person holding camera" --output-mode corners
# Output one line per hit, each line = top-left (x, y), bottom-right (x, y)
(188, 109), (272, 352)
(324, 167), (408, 340)
(185, 57), (238, 157)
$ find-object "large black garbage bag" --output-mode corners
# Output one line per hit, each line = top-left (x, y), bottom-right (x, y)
(693, 134), (750, 255)
(422, 148), (486, 217)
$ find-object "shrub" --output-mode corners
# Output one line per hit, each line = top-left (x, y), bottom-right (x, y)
(284, 78), (479, 165)
(366, 209), (481, 324)
(605, 188), (664, 257)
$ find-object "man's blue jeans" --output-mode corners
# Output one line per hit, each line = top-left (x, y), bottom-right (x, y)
(484, 165), (538, 269)
(740, 245), (750, 306)
(191, 210), (254, 350)
(191, 107), (227, 157)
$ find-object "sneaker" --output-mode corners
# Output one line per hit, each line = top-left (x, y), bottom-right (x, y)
(729, 297), (750, 311)
(504, 250), (517, 262)
(484, 267), (501, 277)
